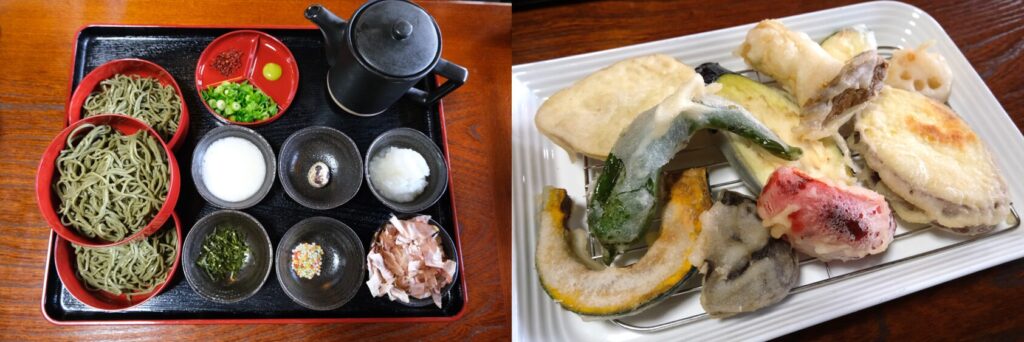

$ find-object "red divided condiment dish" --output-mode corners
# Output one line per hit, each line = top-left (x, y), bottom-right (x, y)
(54, 212), (182, 311)
(67, 58), (190, 150)
(36, 114), (181, 248)
(195, 30), (299, 127)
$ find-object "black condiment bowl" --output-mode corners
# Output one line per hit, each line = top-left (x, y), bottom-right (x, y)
(275, 216), (365, 311)
(370, 215), (459, 308)
(278, 126), (362, 210)
(191, 125), (276, 209)
(182, 210), (273, 304)
(364, 128), (449, 213)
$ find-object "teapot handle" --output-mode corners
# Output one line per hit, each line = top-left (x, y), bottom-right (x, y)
(407, 59), (468, 105)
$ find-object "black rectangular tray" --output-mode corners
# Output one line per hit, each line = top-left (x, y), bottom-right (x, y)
(42, 25), (466, 324)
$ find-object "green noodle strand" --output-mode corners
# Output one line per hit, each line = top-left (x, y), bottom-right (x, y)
(83, 74), (182, 142)
(54, 124), (169, 242)
(73, 224), (177, 299)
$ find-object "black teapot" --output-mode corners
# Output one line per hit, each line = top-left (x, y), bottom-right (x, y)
(305, 1), (468, 116)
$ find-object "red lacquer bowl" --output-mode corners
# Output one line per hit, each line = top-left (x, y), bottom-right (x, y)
(67, 58), (190, 150)
(54, 212), (182, 311)
(195, 30), (299, 127)
(36, 114), (181, 248)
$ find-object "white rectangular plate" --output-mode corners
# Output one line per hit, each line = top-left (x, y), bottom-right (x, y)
(511, 1), (1024, 341)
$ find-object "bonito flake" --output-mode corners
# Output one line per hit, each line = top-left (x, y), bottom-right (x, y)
(366, 215), (457, 308)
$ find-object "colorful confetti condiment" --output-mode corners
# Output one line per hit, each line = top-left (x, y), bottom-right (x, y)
(291, 242), (324, 279)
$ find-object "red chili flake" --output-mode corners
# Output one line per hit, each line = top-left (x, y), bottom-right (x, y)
(212, 49), (242, 76)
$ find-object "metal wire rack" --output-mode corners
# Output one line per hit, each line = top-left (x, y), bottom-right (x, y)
(577, 48), (1023, 332)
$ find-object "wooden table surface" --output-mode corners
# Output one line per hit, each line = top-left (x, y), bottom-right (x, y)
(514, 0), (1023, 340)
(0, 0), (510, 340)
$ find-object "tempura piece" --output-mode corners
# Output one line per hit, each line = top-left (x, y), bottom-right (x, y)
(737, 20), (888, 139)
(885, 41), (953, 103)
(535, 54), (695, 160)
(691, 191), (799, 318)
(757, 166), (896, 262)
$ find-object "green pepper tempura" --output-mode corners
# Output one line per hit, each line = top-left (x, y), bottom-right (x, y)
(196, 225), (249, 283)
(201, 81), (278, 123)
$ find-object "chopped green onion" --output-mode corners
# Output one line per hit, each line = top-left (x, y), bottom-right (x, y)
(201, 81), (278, 123)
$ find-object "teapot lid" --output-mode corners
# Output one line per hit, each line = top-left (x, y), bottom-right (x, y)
(350, 0), (440, 79)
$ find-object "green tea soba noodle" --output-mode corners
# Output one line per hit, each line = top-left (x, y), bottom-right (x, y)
(83, 74), (182, 142)
(73, 224), (177, 298)
(54, 124), (169, 242)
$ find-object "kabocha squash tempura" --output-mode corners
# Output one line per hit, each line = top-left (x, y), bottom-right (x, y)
(536, 169), (709, 318)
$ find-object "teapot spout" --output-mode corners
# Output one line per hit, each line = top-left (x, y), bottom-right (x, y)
(305, 4), (347, 67)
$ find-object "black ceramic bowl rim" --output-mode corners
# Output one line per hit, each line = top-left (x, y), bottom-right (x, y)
(275, 216), (366, 311)
(191, 125), (276, 209)
(364, 128), (449, 213)
(182, 210), (273, 304)
(277, 126), (363, 210)
(370, 214), (459, 308)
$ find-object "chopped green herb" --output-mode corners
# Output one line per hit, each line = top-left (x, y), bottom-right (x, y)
(200, 81), (278, 123)
(196, 225), (249, 282)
